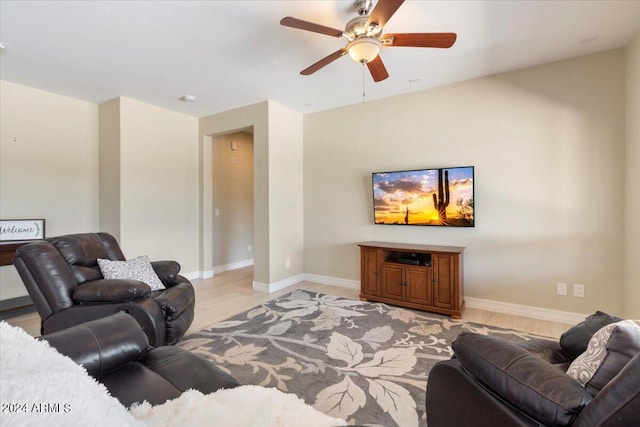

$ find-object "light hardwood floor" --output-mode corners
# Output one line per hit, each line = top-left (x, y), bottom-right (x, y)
(4, 266), (573, 339)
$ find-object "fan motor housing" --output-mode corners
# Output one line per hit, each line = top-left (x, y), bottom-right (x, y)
(354, 0), (373, 16)
(344, 16), (381, 40)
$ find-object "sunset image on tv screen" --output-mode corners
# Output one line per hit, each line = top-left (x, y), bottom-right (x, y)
(373, 166), (474, 227)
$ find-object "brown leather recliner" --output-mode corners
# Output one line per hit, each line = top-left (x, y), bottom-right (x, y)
(41, 312), (239, 407)
(426, 312), (640, 427)
(13, 232), (195, 346)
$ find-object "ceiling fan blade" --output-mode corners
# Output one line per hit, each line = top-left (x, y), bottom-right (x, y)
(367, 56), (389, 82)
(280, 17), (343, 37)
(301, 49), (347, 75)
(383, 33), (457, 48)
(366, 0), (405, 29)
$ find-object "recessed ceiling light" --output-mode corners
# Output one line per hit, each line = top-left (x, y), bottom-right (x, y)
(179, 95), (195, 102)
(304, 103), (314, 107)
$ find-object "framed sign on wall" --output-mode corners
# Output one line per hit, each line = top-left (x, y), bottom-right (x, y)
(0, 219), (46, 242)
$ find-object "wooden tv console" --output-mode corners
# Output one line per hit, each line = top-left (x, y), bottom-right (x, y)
(359, 241), (465, 318)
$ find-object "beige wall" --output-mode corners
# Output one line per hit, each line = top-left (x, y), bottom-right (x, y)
(113, 97), (200, 273)
(625, 33), (640, 318)
(1, 88), (201, 302)
(212, 131), (254, 268)
(0, 81), (99, 299)
(267, 101), (304, 283)
(304, 50), (626, 316)
(98, 98), (121, 240)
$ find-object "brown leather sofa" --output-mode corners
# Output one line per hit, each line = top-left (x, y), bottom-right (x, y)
(40, 312), (239, 407)
(13, 232), (195, 346)
(426, 312), (640, 426)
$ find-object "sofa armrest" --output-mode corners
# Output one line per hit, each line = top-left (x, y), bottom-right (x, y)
(151, 260), (181, 286)
(73, 279), (151, 303)
(40, 312), (150, 378)
(453, 333), (592, 427)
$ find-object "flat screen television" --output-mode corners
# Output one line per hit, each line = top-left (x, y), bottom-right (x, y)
(372, 166), (474, 227)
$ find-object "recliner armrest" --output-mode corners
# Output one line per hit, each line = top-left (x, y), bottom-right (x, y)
(573, 353), (640, 427)
(516, 338), (571, 365)
(151, 260), (181, 286)
(40, 312), (150, 378)
(154, 282), (195, 320)
(453, 332), (592, 427)
(73, 279), (151, 303)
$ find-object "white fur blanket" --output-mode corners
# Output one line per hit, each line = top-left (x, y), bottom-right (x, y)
(0, 322), (346, 427)
(130, 386), (346, 427)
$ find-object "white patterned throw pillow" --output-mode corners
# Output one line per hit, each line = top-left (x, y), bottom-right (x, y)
(566, 319), (640, 390)
(97, 255), (166, 291)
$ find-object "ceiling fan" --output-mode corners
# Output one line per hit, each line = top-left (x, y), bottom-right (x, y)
(280, 0), (457, 82)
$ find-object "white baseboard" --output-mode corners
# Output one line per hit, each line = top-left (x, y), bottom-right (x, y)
(465, 296), (588, 325)
(184, 270), (212, 280)
(183, 259), (253, 281)
(252, 273), (359, 294)
(301, 273), (360, 289)
(253, 273), (305, 293)
(298, 273), (587, 325)
(190, 267), (587, 326)
(182, 271), (203, 281)
(214, 259), (254, 275)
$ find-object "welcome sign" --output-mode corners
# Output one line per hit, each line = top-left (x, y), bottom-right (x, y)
(0, 219), (45, 242)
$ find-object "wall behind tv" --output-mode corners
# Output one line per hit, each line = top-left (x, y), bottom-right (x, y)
(303, 49), (627, 316)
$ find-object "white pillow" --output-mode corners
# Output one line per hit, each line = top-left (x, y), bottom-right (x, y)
(566, 319), (640, 388)
(98, 255), (165, 291)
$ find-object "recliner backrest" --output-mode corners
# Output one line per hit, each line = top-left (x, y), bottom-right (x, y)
(13, 232), (127, 320)
(13, 241), (78, 319)
(48, 233), (125, 284)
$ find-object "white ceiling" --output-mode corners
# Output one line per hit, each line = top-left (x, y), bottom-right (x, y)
(1, 0), (640, 117)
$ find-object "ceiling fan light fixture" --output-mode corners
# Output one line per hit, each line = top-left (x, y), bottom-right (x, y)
(347, 37), (382, 63)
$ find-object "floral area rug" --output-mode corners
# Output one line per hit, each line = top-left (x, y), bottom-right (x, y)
(179, 290), (542, 427)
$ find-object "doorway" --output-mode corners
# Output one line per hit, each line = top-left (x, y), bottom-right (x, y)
(211, 129), (255, 274)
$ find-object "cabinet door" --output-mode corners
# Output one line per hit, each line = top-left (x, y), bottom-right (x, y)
(381, 263), (405, 301)
(433, 254), (455, 309)
(361, 248), (380, 296)
(406, 266), (432, 306)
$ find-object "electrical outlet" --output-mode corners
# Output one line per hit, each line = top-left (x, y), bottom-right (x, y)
(285, 258), (291, 269)
(557, 282), (568, 296)
(248, 244), (252, 252)
(574, 284), (585, 298)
